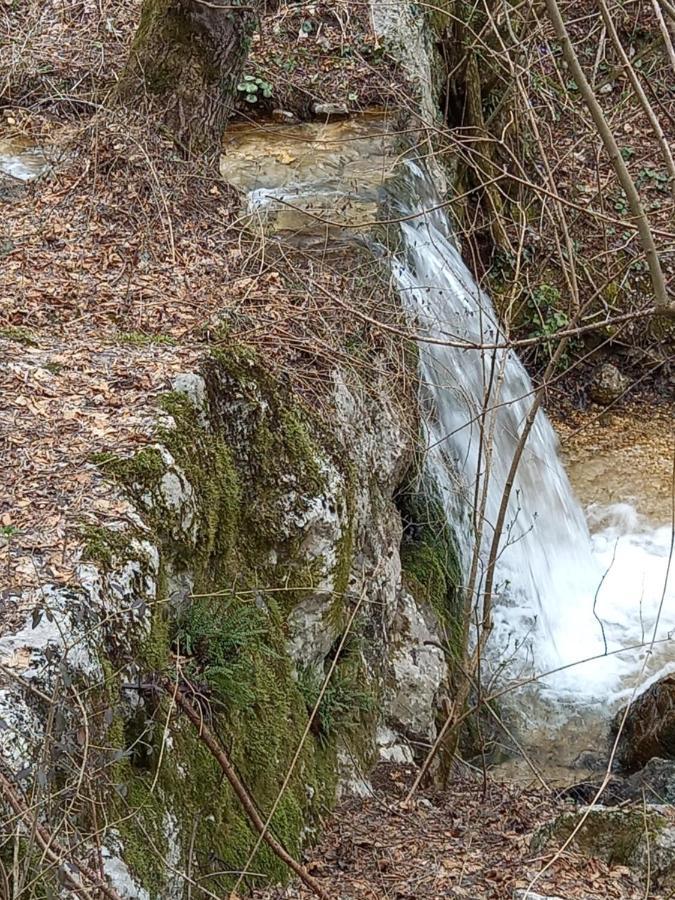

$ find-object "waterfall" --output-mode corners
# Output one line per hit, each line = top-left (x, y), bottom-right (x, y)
(233, 119), (673, 736)
(390, 161), (675, 713)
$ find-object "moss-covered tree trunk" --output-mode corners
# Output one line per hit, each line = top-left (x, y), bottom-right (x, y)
(121, 0), (261, 154)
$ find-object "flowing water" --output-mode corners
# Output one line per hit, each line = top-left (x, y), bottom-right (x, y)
(219, 119), (674, 760)
(391, 161), (674, 743)
(0, 137), (50, 181)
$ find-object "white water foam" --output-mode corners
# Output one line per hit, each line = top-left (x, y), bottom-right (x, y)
(237, 150), (673, 728)
(391, 162), (674, 713)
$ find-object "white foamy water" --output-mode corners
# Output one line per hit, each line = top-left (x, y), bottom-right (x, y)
(232, 139), (673, 732)
(580, 507), (675, 697)
(390, 162), (674, 714)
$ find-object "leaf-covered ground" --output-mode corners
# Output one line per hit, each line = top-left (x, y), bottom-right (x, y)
(254, 764), (657, 899)
(1, 2), (673, 897)
(1, 0), (413, 600)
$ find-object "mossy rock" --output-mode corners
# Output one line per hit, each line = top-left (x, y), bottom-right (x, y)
(397, 472), (464, 671)
(89, 342), (381, 896)
(532, 805), (673, 880)
(106, 589), (344, 897)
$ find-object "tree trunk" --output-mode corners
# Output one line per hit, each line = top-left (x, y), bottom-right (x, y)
(121, 0), (260, 154)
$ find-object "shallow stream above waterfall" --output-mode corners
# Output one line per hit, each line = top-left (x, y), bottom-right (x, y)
(220, 114), (675, 776)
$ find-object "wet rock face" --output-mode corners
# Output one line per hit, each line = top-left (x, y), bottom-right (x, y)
(370, 0), (440, 123)
(629, 757), (675, 803)
(560, 758), (675, 808)
(219, 114), (400, 239)
(386, 591), (447, 740)
(612, 674), (675, 772)
(588, 362), (630, 405)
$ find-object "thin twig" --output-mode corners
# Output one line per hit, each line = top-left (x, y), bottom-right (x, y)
(543, 0), (674, 316)
(0, 770), (123, 900)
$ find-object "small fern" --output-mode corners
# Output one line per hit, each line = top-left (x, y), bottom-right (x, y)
(297, 663), (374, 746)
(175, 596), (271, 708)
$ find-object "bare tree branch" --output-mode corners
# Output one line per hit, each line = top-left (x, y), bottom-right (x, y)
(0, 770), (123, 900)
(543, 0), (675, 317)
(599, 0), (675, 205)
(160, 679), (330, 900)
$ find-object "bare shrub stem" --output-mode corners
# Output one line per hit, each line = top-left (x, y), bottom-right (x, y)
(543, 0), (674, 316)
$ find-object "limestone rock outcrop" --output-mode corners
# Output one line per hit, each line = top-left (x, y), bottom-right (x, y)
(0, 347), (459, 898)
(533, 805), (675, 891)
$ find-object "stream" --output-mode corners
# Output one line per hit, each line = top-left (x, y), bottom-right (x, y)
(391, 159), (674, 774)
(218, 114), (674, 772)
(10, 114), (671, 775)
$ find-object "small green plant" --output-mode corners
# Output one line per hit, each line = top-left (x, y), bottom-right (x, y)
(174, 596), (271, 708)
(525, 282), (578, 371)
(613, 190), (629, 215)
(636, 167), (669, 192)
(236, 74), (273, 104)
(297, 663), (374, 746)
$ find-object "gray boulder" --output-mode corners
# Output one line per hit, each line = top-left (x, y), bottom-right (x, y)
(558, 758), (675, 809)
(629, 757), (675, 804)
(612, 674), (675, 772)
(588, 362), (630, 404)
(312, 101), (350, 118)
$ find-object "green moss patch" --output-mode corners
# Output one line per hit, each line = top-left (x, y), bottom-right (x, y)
(108, 589), (344, 896)
(80, 524), (143, 570)
(92, 341), (375, 896)
(0, 325), (37, 346)
(93, 447), (167, 490)
(297, 656), (375, 747)
(397, 474), (464, 673)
